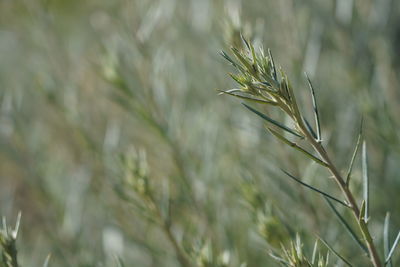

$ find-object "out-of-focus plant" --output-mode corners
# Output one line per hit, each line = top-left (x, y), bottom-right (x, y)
(220, 35), (400, 267)
(117, 148), (193, 267)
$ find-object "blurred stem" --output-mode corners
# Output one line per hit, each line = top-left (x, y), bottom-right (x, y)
(134, 105), (198, 207)
(148, 195), (193, 267)
(162, 222), (193, 267)
(298, 119), (382, 267)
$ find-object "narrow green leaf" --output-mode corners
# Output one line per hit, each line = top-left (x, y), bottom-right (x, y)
(268, 49), (277, 81)
(303, 117), (318, 139)
(43, 254), (51, 267)
(384, 212), (392, 267)
(345, 119), (363, 186)
(268, 252), (289, 265)
(231, 47), (254, 73)
(252, 81), (272, 88)
(279, 75), (291, 102)
(283, 75), (301, 118)
(324, 198), (368, 254)
(267, 127), (328, 167)
(249, 42), (257, 66)
(229, 73), (245, 86)
(281, 170), (349, 207)
(240, 34), (257, 66)
(319, 237), (353, 267)
(220, 51), (238, 67)
(251, 84), (282, 99)
(311, 240), (318, 264)
(358, 200), (373, 243)
(13, 211), (21, 239)
(220, 51), (247, 74)
(325, 251), (330, 266)
(386, 231), (400, 264)
(362, 141), (369, 222)
(242, 103), (303, 138)
(218, 90), (278, 105)
(305, 73), (321, 141)
(240, 32), (250, 50)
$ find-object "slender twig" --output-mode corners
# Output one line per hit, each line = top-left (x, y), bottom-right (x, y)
(221, 43), (384, 267)
(299, 119), (382, 267)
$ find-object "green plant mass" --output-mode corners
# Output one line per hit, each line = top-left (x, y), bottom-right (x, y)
(1, 0), (400, 266)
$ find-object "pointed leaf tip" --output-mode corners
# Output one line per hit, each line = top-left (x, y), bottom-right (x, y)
(345, 119), (363, 186)
(386, 230), (400, 264)
(305, 73), (321, 141)
(384, 212), (392, 267)
(281, 170), (349, 207)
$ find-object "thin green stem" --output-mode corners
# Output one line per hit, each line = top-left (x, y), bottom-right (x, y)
(298, 120), (382, 267)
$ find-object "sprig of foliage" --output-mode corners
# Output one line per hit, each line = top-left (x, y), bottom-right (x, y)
(0, 213), (21, 267)
(270, 235), (331, 267)
(220, 36), (399, 267)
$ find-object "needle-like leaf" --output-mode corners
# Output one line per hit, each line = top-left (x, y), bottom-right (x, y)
(267, 127), (328, 167)
(242, 103), (303, 138)
(346, 119), (363, 186)
(303, 117), (318, 139)
(240, 32), (250, 50)
(240, 34), (257, 66)
(311, 240), (318, 264)
(43, 254), (51, 267)
(220, 51), (238, 67)
(384, 212), (392, 267)
(218, 90), (278, 105)
(324, 198), (368, 254)
(281, 170), (349, 207)
(386, 231), (400, 264)
(362, 141), (369, 222)
(231, 47), (254, 73)
(268, 49), (277, 81)
(268, 252), (289, 265)
(319, 237), (353, 267)
(305, 73), (321, 141)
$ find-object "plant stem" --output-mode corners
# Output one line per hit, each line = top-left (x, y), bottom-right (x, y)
(149, 195), (193, 267)
(162, 222), (193, 267)
(298, 121), (382, 267)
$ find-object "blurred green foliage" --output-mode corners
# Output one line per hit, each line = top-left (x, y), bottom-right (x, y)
(0, 0), (400, 266)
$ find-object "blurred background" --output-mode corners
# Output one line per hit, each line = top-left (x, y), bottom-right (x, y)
(0, 0), (400, 266)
